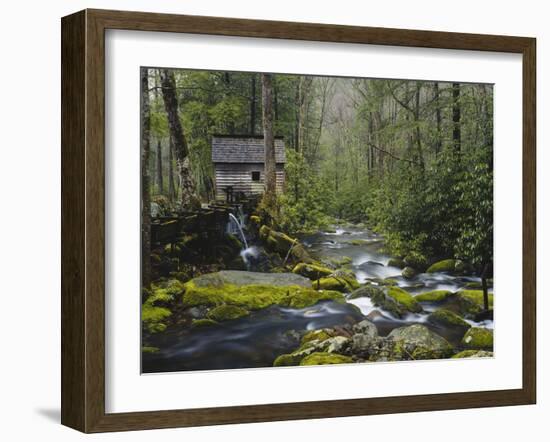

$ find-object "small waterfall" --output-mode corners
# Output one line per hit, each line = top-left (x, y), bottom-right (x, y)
(228, 213), (248, 249)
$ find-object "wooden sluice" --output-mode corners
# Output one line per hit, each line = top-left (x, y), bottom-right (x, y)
(150, 194), (260, 246)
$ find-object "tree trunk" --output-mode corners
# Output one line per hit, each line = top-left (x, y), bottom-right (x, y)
(140, 68), (152, 288)
(452, 83), (461, 156)
(261, 73), (277, 207)
(433, 82), (442, 155)
(168, 138), (176, 202)
(156, 139), (163, 194)
(160, 69), (199, 210)
(250, 75), (256, 135)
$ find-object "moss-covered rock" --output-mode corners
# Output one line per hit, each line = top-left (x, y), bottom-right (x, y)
(426, 259), (456, 273)
(142, 286), (173, 333)
(452, 350), (494, 358)
(314, 270), (359, 293)
(260, 225), (313, 263)
(183, 271), (344, 311)
(404, 252), (428, 272)
(141, 346), (160, 354)
(428, 309), (471, 330)
(388, 324), (454, 359)
(402, 266), (417, 279)
(414, 290), (453, 303)
(348, 284), (384, 300)
(386, 287), (422, 313)
(191, 318), (218, 327)
(455, 290), (494, 315)
(382, 278), (399, 286)
(299, 352), (353, 366)
(461, 327), (493, 350)
(326, 256), (353, 266)
(301, 329), (333, 346)
(273, 353), (304, 367)
(387, 257), (405, 269)
(292, 262), (333, 280)
(273, 344), (318, 367)
(249, 215), (261, 226)
(206, 304), (249, 321)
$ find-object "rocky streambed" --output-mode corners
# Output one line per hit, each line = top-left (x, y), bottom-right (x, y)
(142, 224), (494, 373)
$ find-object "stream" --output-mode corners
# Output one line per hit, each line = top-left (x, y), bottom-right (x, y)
(142, 224), (493, 374)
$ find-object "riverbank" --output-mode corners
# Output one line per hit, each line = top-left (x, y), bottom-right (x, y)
(142, 219), (494, 373)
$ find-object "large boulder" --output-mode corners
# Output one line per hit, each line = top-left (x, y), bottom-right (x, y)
(189, 270), (311, 288)
(388, 324), (454, 359)
(426, 259), (457, 274)
(461, 327), (493, 350)
(427, 309), (471, 331)
(442, 290), (494, 318)
(182, 271), (344, 311)
(370, 286), (422, 318)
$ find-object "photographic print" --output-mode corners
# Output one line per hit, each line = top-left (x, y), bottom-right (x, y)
(140, 68), (494, 374)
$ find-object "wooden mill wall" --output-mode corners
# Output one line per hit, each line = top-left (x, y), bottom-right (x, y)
(214, 162), (285, 200)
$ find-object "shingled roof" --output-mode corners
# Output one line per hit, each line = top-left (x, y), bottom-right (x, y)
(212, 135), (286, 164)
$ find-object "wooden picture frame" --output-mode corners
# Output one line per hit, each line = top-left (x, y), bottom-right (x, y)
(61, 8), (536, 433)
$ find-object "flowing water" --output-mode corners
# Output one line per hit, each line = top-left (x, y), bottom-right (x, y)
(142, 224), (493, 373)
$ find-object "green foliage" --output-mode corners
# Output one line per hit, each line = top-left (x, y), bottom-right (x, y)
(276, 150), (333, 234)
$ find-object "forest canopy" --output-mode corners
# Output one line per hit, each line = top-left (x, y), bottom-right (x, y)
(141, 68), (493, 275)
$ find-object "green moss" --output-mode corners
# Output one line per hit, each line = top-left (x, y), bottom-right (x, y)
(327, 256), (353, 266)
(461, 327), (493, 350)
(452, 349), (493, 358)
(301, 330), (332, 346)
(161, 279), (186, 296)
(273, 353), (303, 367)
(249, 215), (261, 226)
(292, 263), (333, 280)
(314, 276), (356, 293)
(191, 318), (218, 327)
(387, 287), (422, 313)
(428, 309), (471, 329)
(426, 259), (456, 273)
(183, 280), (344, 311)
(382, 278), (399, 286)
(299, 352), (353, 366)
(349, 284), (385, 299)
(453, 290), (494, 316)
(415, 290), (453, 302)
(207, 304), (249, 321)
(141, 346), (160, 354)
(402, 266), (417, 279)
(142, 287), (172, 334)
